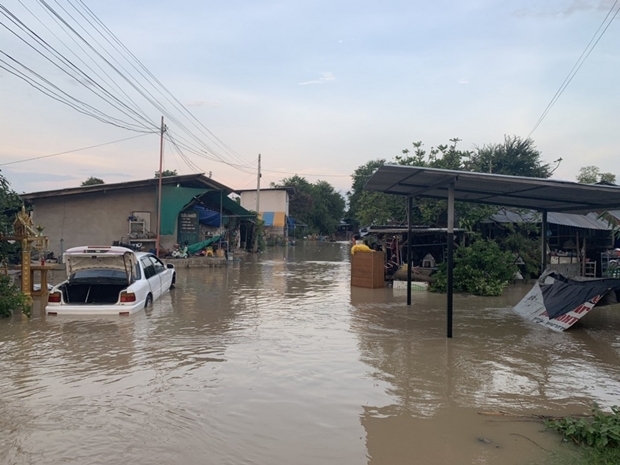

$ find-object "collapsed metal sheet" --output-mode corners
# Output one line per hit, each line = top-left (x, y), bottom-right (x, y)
(513, 271), (620, 331)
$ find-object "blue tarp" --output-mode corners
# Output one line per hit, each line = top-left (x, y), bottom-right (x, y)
(193, 205), (221, 227)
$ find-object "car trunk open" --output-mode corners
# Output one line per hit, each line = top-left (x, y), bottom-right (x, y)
(60, 247), (137, 305)
(59, 269), (132, 304)
(59, 282), (128, 304)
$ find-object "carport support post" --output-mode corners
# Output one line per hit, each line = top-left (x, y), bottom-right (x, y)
(407, 196), (413, 306)
(541, 210), (548, 274)
(447, 182), (454, 338)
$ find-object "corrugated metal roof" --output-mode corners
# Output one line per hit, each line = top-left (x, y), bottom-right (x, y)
(488, 209), (612, 230)
(364, 165), (620, 212)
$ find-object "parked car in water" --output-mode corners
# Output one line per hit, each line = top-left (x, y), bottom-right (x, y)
(46, 245), (175, 316)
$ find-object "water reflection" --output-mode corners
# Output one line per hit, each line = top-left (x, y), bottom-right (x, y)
(1, 241), (619, 465)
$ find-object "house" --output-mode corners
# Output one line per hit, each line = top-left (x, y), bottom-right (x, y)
(21, 174), (256, 258)
(237, 187), (294, 240)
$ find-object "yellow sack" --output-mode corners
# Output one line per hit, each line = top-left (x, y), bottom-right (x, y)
(351, 244), (372, 255)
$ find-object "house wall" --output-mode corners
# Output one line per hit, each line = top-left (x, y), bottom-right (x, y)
(240, 190), (289, 238)
(240, 190), (289, 215)
(29, 187), (177, 257)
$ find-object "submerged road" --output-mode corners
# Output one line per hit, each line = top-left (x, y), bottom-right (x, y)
(2, 241), (620, 464)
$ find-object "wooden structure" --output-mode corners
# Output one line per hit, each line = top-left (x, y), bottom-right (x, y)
(351, 251), (385, 288)
(0, 206), (51, 298)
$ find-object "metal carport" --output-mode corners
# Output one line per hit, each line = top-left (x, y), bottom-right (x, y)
(363, 165), (620, 338)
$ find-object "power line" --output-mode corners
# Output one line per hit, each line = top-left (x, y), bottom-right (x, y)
(0, 133), (153, 166)
(262, 168), (350, 178)
(65, 0), (251, 167)
(2, 1), (251, 173)
(0, 5), (156, 131)
(528, 0), (620, 138)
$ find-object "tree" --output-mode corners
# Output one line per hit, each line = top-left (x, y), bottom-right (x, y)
(577, 166), (616, 184)
(81, 177), (104, 186)
(309, 180), (346, 234)
(347, 159), (386, 227)
(154, 169), (178, 178)
(468, 135), (551, 178)
(0, 170), (30, 317)
(1, 170), (23, 262)
(272, 176), (345, 235)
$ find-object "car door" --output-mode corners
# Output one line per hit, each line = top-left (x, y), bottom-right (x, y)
(150, 255), (172, 292)
(140, 256), (162, 300)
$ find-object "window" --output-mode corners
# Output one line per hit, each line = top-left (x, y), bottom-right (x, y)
(140, 257), (156, 279)
(150, 255), (165, 274)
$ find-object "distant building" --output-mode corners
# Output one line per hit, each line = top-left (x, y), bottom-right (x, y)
(21, 174), (255, 258)
(237, 187), (294, 240)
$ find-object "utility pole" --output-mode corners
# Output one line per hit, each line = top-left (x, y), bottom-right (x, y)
(155, 116), (165, 257)
(253, 153), (261, 252)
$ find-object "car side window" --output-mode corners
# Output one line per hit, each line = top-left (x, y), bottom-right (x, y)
(134, 262), (142, 280)
(141, 257), (155, 279)
(150, 255), (165, 274)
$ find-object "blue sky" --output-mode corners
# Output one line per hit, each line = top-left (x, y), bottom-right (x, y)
(1, 0), (618, 195)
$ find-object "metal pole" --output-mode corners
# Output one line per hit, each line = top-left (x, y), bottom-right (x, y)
(407, 196), (412, 306)
(447, 182), (454, 338)
(219, 190), (223, 250)
(253, 154), (261, 253)
(155, 116), (165, 257)
(541, 210), (548, 274)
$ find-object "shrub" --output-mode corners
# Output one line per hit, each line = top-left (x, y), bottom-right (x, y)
(545, 404), (620, 449)
(0, 274), (30, 318)
(429, 239), (518, 296)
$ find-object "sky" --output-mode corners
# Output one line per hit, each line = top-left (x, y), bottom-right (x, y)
(1, 0), (619, 197)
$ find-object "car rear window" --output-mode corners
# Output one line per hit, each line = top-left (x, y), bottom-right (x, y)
(70, 269), (128, 282)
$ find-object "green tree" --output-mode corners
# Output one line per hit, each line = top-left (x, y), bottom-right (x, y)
(309, 181), (346, 234)
(577, 165), (616, 184)
(347, 159), (386, 227)
(1, 170), (23, 262)
(81, 177), (104, 186)
(272, 176), (345, 235)
(154, 169), (178, 178)
(468, 135), (551, 178)
(272, 175), (314, 228)
(0, 170), (30, 317)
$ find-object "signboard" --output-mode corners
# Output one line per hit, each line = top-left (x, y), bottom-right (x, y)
(178, 212), (199, 245)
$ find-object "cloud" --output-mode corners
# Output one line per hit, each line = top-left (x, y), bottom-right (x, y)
(299, 72), (336, 86)
(459, 78), (469, 85)
(186, 100), (220, 107)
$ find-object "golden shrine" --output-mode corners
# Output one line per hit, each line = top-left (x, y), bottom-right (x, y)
(1, 206), (52, 298)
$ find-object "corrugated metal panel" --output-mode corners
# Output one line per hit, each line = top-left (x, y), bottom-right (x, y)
(548, 212), (611, 230)
(488, 209), (612, 230)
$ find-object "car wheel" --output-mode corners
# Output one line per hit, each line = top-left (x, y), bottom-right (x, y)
(145, 293), (153, 308)
(170, 273), (176, 290)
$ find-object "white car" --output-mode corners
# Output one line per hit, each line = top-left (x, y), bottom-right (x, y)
(46, 245), (175, 316)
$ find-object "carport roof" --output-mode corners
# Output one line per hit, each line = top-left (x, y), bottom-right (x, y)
(364, 165), (620, 213)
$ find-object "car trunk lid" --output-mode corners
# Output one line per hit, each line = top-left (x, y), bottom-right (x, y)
(64, 246), (136, 284)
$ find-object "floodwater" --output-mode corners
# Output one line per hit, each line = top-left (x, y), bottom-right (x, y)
(2, 242), (620, 465)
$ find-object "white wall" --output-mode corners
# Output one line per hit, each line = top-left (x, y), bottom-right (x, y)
(240, 190), (288, 214)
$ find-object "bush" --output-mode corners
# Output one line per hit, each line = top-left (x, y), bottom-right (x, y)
(545, 404), (620, 449)
(429, 239), (518, 296)
(0, 274), (30, 318)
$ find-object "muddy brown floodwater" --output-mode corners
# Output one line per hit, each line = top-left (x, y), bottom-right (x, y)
(2, 242), (620, 465)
